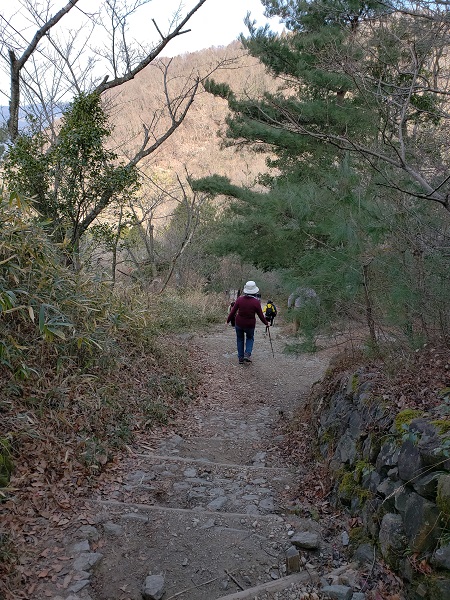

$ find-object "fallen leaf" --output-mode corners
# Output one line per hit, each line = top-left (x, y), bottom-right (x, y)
(37, 569), (50, 578)
(27, 582), (37, 594)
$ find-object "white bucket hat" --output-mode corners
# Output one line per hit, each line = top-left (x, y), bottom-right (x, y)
(243, 280), (259, 295)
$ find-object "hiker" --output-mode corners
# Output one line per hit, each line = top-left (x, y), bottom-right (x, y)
(263, 300), (277, 326)
(227, 281), (269, 364)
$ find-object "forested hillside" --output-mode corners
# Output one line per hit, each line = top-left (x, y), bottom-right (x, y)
(106, 41), (275, 186)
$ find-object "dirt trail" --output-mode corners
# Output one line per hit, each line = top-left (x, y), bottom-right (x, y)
(39, 322), (337, 600)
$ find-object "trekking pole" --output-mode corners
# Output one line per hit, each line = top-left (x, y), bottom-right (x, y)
(266, 325), (275, 358)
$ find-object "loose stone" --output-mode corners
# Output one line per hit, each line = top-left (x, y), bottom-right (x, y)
(103, 522), (123, 536)
(183, 468), (197, 477)
(72, 552), (103, 572)
(206, 496), (227, 510)
(74, 526), (99, 542)
(291, 531), (321, 550)
(142, 574), (165, 600)
(71, 540), (90, 554)
(321, 584), (353, 600)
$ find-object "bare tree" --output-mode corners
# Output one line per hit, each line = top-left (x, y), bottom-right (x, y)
(0, 0), (230, 264)
(0, 0), (209, 140)
(123, 181), (168, 279)
(157, 172), (205, 293)
(119, 170), (206, 291)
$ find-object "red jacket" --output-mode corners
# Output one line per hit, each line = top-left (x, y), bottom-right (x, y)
(227, 295), (269, 328)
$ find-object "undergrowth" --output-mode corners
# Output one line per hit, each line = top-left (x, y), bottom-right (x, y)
(0, 191), (223, 595)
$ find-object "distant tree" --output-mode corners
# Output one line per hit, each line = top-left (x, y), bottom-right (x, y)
(90, 203), (130, 285)
(159, 188), (221, 289)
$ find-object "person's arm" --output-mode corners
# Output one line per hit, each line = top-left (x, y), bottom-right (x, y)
(227, 299), (239, 323)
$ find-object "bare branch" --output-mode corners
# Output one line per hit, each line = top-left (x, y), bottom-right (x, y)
(7, 0), (81, 139)
(94, 0), (208, 95)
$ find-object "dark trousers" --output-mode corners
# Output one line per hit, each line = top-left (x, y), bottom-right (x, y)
(235, 325), (255, 359)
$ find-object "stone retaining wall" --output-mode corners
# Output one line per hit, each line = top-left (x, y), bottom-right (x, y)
(313, 368), (450, 599)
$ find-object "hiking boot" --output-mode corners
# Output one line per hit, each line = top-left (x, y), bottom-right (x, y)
(244, 353), (252, 362)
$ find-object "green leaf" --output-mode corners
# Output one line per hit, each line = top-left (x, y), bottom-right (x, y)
(39, 304), (46, 333)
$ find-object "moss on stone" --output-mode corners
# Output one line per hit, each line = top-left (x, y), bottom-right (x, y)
(431, 420), (450, 435)
(426, 572), (450, 600)
(348, 525), (371, 546)
(320, 426), (339, 446)
(339, 471), (356, 496)
(354, 460), (372, 482)
(394, 409), (424, 433)
(338, 469), (372, 504)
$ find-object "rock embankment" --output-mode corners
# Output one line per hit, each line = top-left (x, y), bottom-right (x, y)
(314, 365), (450, 599)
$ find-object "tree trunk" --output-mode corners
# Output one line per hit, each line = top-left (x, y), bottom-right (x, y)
(362, 263), (377, 349)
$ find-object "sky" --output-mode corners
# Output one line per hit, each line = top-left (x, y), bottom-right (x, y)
(0, 0), (284, 106)
(130, 0), (284, 56)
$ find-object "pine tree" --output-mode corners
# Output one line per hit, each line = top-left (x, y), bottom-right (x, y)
(195, 0), (450, 346)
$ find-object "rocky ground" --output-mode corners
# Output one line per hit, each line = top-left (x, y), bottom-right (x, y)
(13, 322), (405, 600)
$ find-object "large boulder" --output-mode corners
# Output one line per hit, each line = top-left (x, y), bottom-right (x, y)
(403, 492), (442, 553)
(375, 439), (400, 476)
(412, 472), (444, 500)
(397, 440), (424, 482)
(379, 513), (406, 569)
(376, 478), (402, 512)
(334, 431), (358, 466)
(410, 419), (450, 470)
(361, 497), (382, 539)
(432, 544), (450, 571)
(428, 576), (450, 600)
(287, 287), (319, 308)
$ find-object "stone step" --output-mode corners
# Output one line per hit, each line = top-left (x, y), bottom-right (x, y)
(98, 498), (288, 520)
(98, 455), (294, 516)
(180, 411), (277, 440)
(154, 436), (287, 468)
(91, 500), (298, 600)
(216, 571), (319, 600)
(133, 452), (291, 471)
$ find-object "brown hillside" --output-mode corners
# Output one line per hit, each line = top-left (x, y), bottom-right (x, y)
(105, 41), (276, 187)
